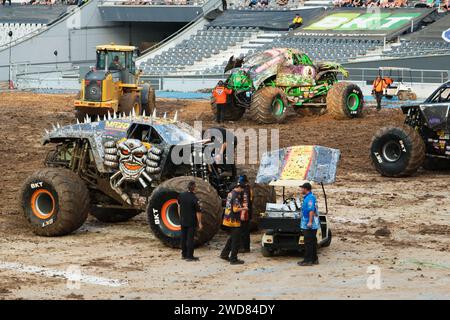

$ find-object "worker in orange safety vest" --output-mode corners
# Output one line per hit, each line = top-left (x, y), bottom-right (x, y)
(372, 75), (387, 111)
(212, 81), (232, 123)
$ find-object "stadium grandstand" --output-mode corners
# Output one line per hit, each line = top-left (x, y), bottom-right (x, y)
(0, 0), (448, 90)
(0, 2), (70, 48)
(137, 6), (449, 78)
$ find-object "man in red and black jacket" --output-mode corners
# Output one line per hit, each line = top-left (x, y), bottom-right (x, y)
(220, 183), (247, 265)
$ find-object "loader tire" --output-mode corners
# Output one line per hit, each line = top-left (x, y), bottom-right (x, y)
(147, 177), (222, 248)
(119, 93), (141, 115)
(21, 168), (90, 236)
(91, 207), (141, 223)
(75, 109), (90, 123)
(250, 184), (276, 231)
(211, 96), (245, 121)
(142, 86), (156, 116)
(249, 86), (289, 124)
(370, 125), (425, 177)
(327, 82), (363, 119)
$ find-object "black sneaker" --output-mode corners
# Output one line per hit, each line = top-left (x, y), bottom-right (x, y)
(186, 257), (199, 262)
(230, 259), (244, 265)
(220, 255), (230, 261)
(298, 261), (313, 266)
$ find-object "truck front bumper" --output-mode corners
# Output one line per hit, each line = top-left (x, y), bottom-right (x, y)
(74, 99), (119, 111)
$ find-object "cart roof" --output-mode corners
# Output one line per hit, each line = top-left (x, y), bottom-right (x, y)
(378, 67), (412, 71)
(269, 180), (311, 187)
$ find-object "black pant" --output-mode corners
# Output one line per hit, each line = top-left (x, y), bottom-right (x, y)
(221, 227), (240, 262)
(303, 229), (318, 263)
(289, 23), (302, 29)
(240, 220), (250, 251)
(375, 92), (383, 110)
(181, 226), (195, 258)
(216, 103), (226, 123)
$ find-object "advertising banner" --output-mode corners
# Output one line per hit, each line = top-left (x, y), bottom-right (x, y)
(305, 12), (421, 31)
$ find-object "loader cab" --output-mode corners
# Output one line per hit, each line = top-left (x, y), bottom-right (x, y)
(95, 44), (138, 83)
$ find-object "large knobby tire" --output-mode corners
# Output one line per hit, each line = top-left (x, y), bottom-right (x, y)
(327, 82), (364, 119)
(119, 92), (141, 115)
(211, 96), (245, 121)
(142, 86), (156, 116)
(146, 177), (222, 248)
(91, 207), (142, 223)
(370, 125), (425, 177)
(21, 168), (90, 236)
(250, 184), (276, 231)
(249, 87), (289, 124)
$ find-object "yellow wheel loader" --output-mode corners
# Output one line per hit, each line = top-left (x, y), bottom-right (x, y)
(74, 44), (155, 122)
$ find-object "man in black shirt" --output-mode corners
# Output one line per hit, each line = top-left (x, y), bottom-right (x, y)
(178, 181), (203, 261)
(203, 127), (237, 177)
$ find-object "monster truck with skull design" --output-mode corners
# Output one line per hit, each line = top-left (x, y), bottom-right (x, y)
(20, 112), (275, 248)
(212, 48), (364, 124)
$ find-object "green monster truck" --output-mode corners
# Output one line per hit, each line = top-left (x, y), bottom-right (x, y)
(212, 48), (364, 124)
(20, 113), (275, 248)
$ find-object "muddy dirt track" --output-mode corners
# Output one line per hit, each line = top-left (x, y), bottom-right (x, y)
(0, 92), (449, 300)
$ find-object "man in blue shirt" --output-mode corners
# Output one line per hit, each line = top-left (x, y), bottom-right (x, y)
(298, 182), (320, 266)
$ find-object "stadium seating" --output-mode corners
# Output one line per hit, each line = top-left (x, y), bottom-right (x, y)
(141, 25), (263, 75)
(139, 23), (384, 75)
(384, 39), (450, 57)
(248, 36), (382, 63)
(0, 23), (44, 47)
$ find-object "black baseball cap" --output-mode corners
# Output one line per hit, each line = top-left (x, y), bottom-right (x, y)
(300, 182), (312, 191)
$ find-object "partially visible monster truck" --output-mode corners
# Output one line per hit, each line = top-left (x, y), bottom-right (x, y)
(211, 48), (364, 124)
(370, 81), (450, 177)
(20, 112), (275, 248)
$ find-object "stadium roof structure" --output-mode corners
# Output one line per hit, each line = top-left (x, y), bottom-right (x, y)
(406, 14), (450, 41)
(98, 0), (212, 23)
(0, 4), (69, 24)
(295, 7), (437, 40)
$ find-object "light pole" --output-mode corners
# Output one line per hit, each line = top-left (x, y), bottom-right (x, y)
(8, 30), (13, 89)
(54, 50), (58, 70)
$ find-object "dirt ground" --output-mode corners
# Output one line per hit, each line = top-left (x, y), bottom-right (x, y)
(0, 92), (449, 300)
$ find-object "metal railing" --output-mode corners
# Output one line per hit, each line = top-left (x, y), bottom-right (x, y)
(341, 68), (449, 84)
